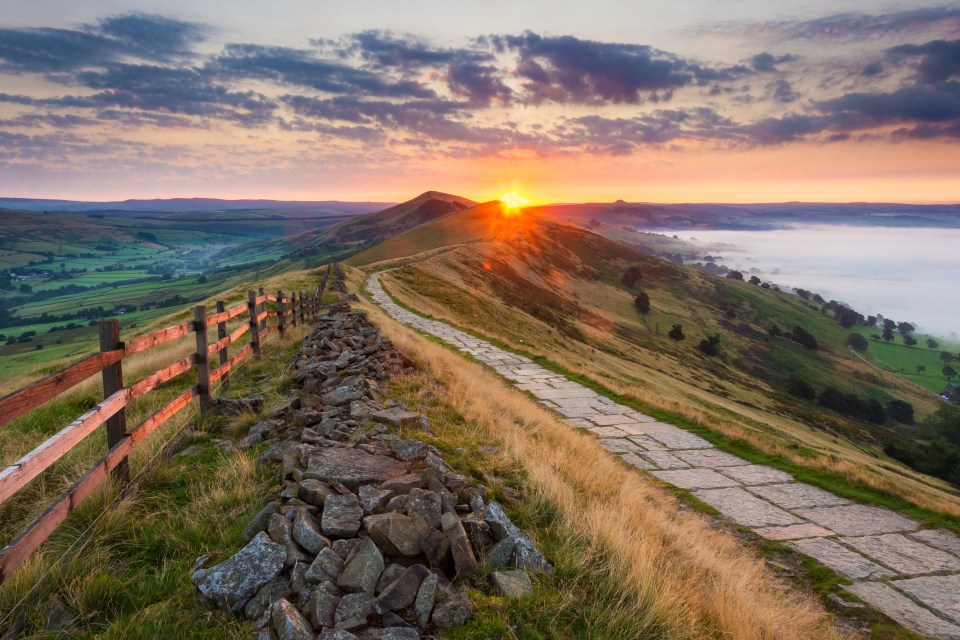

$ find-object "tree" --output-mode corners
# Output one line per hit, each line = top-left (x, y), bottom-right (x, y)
(790, 325), (818, 350)
(786, 375), (815, 400)
(621, 266), (643, 288)
(847, 333), (869, 351)
(897, 321), (915, 335)
(866, 398), (887, 425)
(749, 275), (761, 285)
(726, 270), (744, 281)
(668, 324), (685, 342)
(945, 366), (958, 382)
(198, 275), (208, 284)
(887, 399), (915, 424)
(903, 334), (917, 347)
(698, 334), (721, 356)
(941, 351), (956, 365)
(917, 364), (927, 376)
(633, 291), (650, 314)
(883, 327), (895, 343)
(883, 318), (897, 331)
(927, 338), (940, 350)
(19, 283), (32, 294)
(818, 386), (847, 413)
(866, 315), (877, 327)
(838, 308), (863, 329)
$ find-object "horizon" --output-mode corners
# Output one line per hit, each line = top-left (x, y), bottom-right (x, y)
(2, 1), (959, 203)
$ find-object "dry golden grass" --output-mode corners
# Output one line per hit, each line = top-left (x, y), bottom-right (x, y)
(352, 280), (841, 640)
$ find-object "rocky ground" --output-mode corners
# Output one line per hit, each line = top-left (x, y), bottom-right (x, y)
(191, 274), (551, 640)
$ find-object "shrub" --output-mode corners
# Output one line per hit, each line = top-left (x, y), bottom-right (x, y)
(790, 326), (818, 350)
(698, 334), (721, 356)
(633, 292), (650, 314)
(786, 375), (816, 401)
(668, 324), (685, 342)
(887, 399), (915, 424)
(846, 333), (869, 351)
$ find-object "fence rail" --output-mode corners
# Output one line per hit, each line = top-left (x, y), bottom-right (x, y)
(0, 268), (334, 582)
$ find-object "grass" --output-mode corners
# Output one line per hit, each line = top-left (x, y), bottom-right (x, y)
(849, 326), (960, 395)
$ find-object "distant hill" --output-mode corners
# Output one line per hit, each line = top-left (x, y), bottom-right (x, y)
(534, 201), (960, 230)
(0, 197), (394, 216)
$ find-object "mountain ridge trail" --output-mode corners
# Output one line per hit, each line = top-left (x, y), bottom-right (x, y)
(367, 271), (960, 640)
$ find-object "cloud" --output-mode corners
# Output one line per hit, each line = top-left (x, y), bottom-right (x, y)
(818, 82), (960, 123)
(888, 38), (960, 83)
(95, 12), (208, 60)
(487, 31), (749, 104)
(708, 6), (960, 41)
(767, 78), (801, 103)
(750, 52), (798, 72)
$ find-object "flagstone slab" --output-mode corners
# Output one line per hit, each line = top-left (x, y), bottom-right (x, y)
(530, 387), (599, 400)
(587, 426), (631, 438)
(693, 487), (802, 527)
(587, 413), (640, 426)
(910, 530), (960, 559)
(796, 505), (917, 536)
(844, 534), (960, 575)
(791, 538), (895, 579)
(893, 575), (960, 625)
(846, 581), (960, 639)
(627, 435), (665, 450)
(651, 468), (741, 490)
(598, 438), (641, 454)
(748, 482), (850, 510)
(674, 449), (748, 468)
(620, 453), (655, 470)
(752, 523), (835, 540)
(646, 431), (714, 450)
(638, 450), (691, 470)
(718, 464), (794, 486)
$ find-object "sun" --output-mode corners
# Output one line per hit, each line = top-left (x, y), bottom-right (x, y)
(499, 191), (529, 211)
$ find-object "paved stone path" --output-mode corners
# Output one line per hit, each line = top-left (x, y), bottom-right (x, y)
(367, 272), (960, 639)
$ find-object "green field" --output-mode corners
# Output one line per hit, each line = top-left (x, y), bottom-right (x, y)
(849, 326), (960, 394)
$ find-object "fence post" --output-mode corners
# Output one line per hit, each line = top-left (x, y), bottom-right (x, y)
(290, 291), (297, 329)
(216, 300), (229, 384)
(277, 290), (285, 339)
(194, 306), (212, 412)
(99, 319), (129, 481)
(248, 290), (261, 360)
(258, 287), (266, 336)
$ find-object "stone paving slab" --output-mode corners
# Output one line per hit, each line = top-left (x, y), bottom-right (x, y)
(791, 538), (896, 579)
(638, 450), (691, 470)
(748, 482), (850, 510)
(651, 468), (741, 490)
(674, 449), (748, 468)
(530, 387), (600, 400)
(693, 487), (803, 527)
(598, 438), (641, 454)
(847, 582), (960, 639)
(752, 523), (835, 540)
(627, 435), (665, 450)
(586, 413), (641, 426)
(645, 431), (714, 450)
(717, 464), (794, 485)
(893, 575), (960, 625)
(910, 530), (960, 558)
(620, 453), (655, 470)
(795, 505), (918, 536)
(587, 426), (631, 438)
(844, 534), (960, 575)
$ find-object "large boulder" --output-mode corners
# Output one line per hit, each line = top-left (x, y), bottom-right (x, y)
(192, 532), (287, 612)
(306, 448), (409, 489)
(374, 565), (429, 614)
(488, 571), (533, 598)
(365, 513), (423, 557)
(337, 538), (385, 593)
(483, 502), (553, 574)
(431, 593), (472, 628)
(322, 494), (364, 538)
(371, 407), (420, 427)
(441, 513), (478, 578)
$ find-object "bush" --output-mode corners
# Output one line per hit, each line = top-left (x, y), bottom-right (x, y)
(786, 375), (816, 400)
(698, 334), (721, 356)
(668, 324), (685, 342)
(887, 399), (915, 424)
(847, 333), (869, 351)
(633, 292), (650, 314)
(789, 325), (818, 350)
(726, 270), (744, 281)
(621, 266), (643, 288)
(768, 325), (781, 337)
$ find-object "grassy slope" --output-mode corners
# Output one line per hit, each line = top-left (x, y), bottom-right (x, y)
(350, 208), (959, 520)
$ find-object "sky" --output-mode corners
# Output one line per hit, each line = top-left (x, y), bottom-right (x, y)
(1, 1), (959, 203)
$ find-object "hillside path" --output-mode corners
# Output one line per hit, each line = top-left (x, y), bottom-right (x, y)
(367, 272), (960, 639)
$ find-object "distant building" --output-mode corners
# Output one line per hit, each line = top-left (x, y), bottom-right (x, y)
(942, 385), (960, 404)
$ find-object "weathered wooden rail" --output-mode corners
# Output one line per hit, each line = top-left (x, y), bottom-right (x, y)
(0, 272), (333, 582)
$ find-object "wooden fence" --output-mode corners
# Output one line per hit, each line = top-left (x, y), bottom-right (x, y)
(0, 272), (332, 582)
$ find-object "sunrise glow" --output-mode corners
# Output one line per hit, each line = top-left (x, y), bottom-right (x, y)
(499, 191), (530, 211)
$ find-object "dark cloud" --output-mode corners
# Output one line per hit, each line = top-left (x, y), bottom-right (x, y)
(212, 43), (435, 99)
(553, 108), (734, 153)
(487, 31), (749, 104)
(861, 61), (885, 77)
(750, 52), (798, 72)
(711, 6), (960, 41)
(446, 60), (512, 104)
(767, 78), (801, 103)
(0, 14), (205, 72)
(818, 82), (960, 123)
(888, 39), (960, 83)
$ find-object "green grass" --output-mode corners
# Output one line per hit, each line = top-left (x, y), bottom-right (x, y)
(850, 327), (960, 394)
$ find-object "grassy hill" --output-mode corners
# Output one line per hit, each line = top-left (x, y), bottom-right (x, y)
(350, 203), (960, 519)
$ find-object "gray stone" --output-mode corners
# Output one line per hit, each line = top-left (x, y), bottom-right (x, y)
(406, 490), (442, 530)
(245, 502), (281, 542)
(483, 502), (552, 574)
(651, 468), (740, 490)
(389, 439), (430, 462)
(846, 581), (960, 639)
(271, 598), (315, 640)
(791, 538), (895, 580)
(371, 407), (422, 427)
(294, 509), (331, 555)
(244, 578), (291, 621)
(716, 464), (794, 485)
(306, 548), (345, 584)
(795, 504), (917, 536)
(335, 592), (374, 631)
(414, 574), (437, 627)
(338, 537), (385, 594)
(374, 564), (429, 614)
(748, 483), (849, 510)
(323, 386), (364, 407)
(192, 532), (287, 612)
(844, 534), (960, 575)
(441, 512), (478, 577)
(376, 564), (407, 594)
(381, 474), (422, 494)
(421, 529), (450, 568)
(322, 494), (364, 538)
(488, 570), (533, 598)
(620, 453), (654, 470)
(910, 529), (960, 558)
(333, 538), (362, 560)
(752, 523), (835, 540)
(431, 593), (473, 628)
(692, 488), (802, 527)
(299, 479), (334, 507)
(366, 512), (423, 557)
(673, 449), (747, 468)
(349, 401), (373, 419)
(358, 486), (393, 515)
(893, 575), (960, 625)
(485, 538), (515, 568)
(307, 448), (410, 489)
(308, 589), (341, 630)
(637, 450), (690, 470)
(269, 513), (308, 568)
(319, 630), (359, 640)
(385, 495), (409, 512)
(359, 629), (420, 640)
